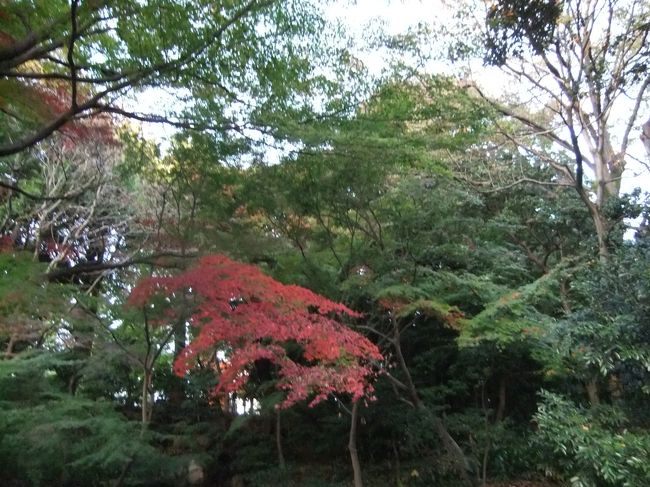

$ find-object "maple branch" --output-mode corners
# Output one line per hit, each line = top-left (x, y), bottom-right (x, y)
(152, 326), (177, 365)
(354, 324), (393, 346)
(0, 11), (106, 72)
(333, 394), (353, 416)
(508, 232), (549, 273)
(0, 74), (137, 157)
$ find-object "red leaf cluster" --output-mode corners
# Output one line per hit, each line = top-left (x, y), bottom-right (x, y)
(30, 82), (116, 146)
(0, 235), (12, 252)
(129, 254), (382, 407)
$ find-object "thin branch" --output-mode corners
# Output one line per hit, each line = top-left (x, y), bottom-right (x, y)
(470, 83), (576, 154)
(68, 0), (79, 110)
(383, 371), (409, 392)
(621, 75), (650, 153)
(0, 179), (87, 201)
(470, 177), (574, 193)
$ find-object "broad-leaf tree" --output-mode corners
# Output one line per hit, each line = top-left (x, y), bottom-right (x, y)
(129, 254), (382, 408)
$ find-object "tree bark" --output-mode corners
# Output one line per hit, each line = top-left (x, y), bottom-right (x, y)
(585, 377), (600, 406)
(276, 409), (286, 470)
(141, 368), (152, 428)
(391, 438), (401, 487)
(608, 373), (623, 403)
(390, 315), (474, 486)
(168, 321), (187, 409)
(349, 401), (363, 487)
(481, 382), (490, 487)
(495, 376), (506, 423)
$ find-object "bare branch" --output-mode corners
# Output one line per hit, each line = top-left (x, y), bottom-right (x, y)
(470, 83), (576, 154)
(621, 75), (650, 153)
(0, 180), (87, 201)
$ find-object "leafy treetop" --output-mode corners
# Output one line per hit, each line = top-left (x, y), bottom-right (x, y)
(484, 0), (562, 65)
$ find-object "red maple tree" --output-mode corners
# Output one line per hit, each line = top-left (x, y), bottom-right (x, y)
(129, 254), (382, 407)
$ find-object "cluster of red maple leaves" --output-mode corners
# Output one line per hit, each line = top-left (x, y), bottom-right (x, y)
(129, 254), (382, 407)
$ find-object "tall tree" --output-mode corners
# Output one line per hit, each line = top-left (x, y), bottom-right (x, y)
(468, 0), (650, 258)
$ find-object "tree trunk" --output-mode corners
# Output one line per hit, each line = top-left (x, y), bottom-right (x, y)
(349, 400), (363, 487)
(276, 409), (286, 470)
(391, 438), (401, 487)
(141, 368), (153, 429)
(608, 373), (623, 403)
(390, 315), (474, 486)
(481, 382), (490, 487)
(168, 321), (187, 408)
(585, 377), (600, 406)
(495, 376), (506, 423)
(592, 210), (610, 260)
(577, 190), (610, 260)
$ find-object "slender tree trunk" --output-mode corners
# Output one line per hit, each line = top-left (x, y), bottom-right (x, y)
(390, 315), (474, 486)
(608, 374), (623, 403)
(141, 367), (153, 429)
(115, 458), (135, 487)
(141, 371), (149, 426)
(480, 382), (492, 487)
(230, 393), (237, 416)
(276, 409), (286, 470)
(593, 212), (609, 260)
(4, 335), (15, 358)
(495, 376), (506, 423)
(169, 321), (186, 408)
(391, 438), (401, 487)
(577, 190), (610, 260)
(481, 440), (489, 487)
(585, 377), (600, 406)
(349, 401), (363, 487)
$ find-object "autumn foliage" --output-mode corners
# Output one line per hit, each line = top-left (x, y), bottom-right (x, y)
(129, 254), (382, 407)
